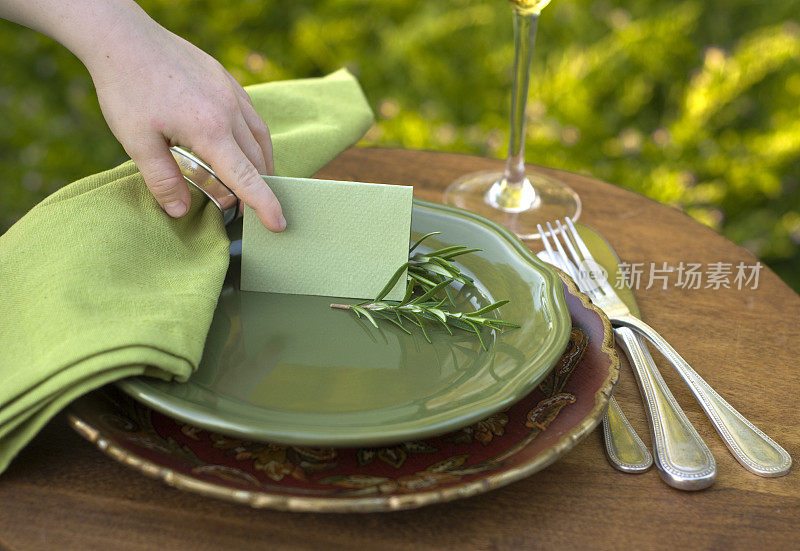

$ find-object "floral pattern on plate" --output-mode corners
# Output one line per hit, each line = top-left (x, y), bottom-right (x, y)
(68, 278), (618, 512)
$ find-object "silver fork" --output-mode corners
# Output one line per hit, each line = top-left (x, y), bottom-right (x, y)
(546, 218), (792, 478)
(535, 249), (652, 474)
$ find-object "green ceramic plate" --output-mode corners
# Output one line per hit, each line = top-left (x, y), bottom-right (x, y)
(116, 200), (571, 447)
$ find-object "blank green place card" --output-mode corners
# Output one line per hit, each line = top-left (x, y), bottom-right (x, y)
(241, 175), (413, 300)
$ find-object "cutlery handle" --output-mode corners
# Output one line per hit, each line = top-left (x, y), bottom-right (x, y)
(616, 327), (715, 490)
(617, 316), (792, 477)
(602, 395), (653, 473)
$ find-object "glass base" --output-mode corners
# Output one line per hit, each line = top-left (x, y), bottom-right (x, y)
(443, 169), (582, 240)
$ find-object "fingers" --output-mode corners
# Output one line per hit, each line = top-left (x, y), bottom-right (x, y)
(192, 137), (285, 232)
(131, 139), (191, 217)
(232, 113), (267, 175)
(237, 94), (275, 175)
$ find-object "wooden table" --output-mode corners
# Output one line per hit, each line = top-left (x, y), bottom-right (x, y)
(1, 148), (798, 550)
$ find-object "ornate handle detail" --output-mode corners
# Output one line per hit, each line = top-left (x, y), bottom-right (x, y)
(617, 316), (792, 477)
(616, 327), (716, 490)
(602, 395), (653, 473)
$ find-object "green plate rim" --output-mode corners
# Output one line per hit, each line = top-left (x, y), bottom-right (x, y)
(116, 198), (572, 446)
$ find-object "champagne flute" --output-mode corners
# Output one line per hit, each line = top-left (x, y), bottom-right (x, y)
(443, 0), (580, 239)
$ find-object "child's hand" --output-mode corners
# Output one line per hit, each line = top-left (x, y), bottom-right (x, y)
(0, 0), (285, 231)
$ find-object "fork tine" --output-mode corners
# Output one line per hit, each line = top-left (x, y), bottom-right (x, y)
(557, 219), (603, 296)
(564, 217), (597, 263)
(556, 219), (584, 268)
(564, 217), (617, 296)
(539, 223), (579, 282)
(550, 220), (599, 297)
(546, 222), (581, 282)
(543, 221), (608, 303)
(537, 223), (557, 261)
(550, 220), (586, 279)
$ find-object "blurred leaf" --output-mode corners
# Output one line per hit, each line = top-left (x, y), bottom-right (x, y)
(1, 0), (798, 289)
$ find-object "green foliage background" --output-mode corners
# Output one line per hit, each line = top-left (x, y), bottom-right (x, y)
(1, 0), (798, 289)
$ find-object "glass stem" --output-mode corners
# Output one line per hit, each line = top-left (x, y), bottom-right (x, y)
(504, 9), (538, 185)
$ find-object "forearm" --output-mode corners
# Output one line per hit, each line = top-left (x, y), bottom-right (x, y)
(0, 0), (153, 69)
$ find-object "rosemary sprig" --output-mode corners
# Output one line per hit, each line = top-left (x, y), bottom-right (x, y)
(330, 233), (519, 350)
(369, 232), (480, 306)
(408, 232), (481, 303)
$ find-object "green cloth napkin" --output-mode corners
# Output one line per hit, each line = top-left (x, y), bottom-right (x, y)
(0, 69), (374, 474)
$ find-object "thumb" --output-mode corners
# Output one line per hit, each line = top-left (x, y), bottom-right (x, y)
(131, 141), (191, 218)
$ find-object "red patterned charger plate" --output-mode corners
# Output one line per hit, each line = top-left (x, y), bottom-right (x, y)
(67, 276), (618, 512)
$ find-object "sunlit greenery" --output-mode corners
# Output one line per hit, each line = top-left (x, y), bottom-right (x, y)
(1, 0), (798, 289)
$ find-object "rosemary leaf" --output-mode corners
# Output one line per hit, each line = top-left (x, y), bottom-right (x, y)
(409, 232), (440, 254)
(471, 299), (510, 316)
(412, 280), (452, 303)
(352, 306), (378, 328)
(375, 261), (410, 302)
(331, 234), (519, 350)
(440, 247), (483, 260)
